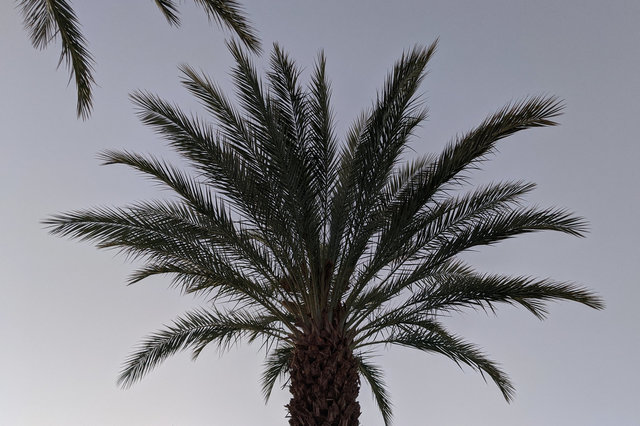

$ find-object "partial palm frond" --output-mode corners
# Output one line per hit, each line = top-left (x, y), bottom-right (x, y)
(420, 96), (563, 200)
(153, 0), (180, 26)
(355, 354), (393, 426)
(307, 51), (338, 239)
(192, 0), (260, 53)
(351, 180), (538, 303)
(43, 203), (283, 315)
(179, 64), (259, 167)
(18, 0), (95, 118)
(19, 0), (260, 119)
(410, 273), (604, 319)
(98, 149), (280, 282)
(223, 41), (324, 302)
(352, 270), (603, 347)
(118, 308), (286, 388)
(128, 90), (285, 241)
(330, 41), (437, 307)
(261, 345), (294, 401)
(421, 206), (587, 274)
(155, 1), (261, 52)
(363, 321), (515, 402)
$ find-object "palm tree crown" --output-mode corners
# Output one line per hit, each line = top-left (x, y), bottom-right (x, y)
(46, 40), (602, 425)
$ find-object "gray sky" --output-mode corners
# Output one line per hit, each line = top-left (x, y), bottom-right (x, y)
(1, 1), (639, 425)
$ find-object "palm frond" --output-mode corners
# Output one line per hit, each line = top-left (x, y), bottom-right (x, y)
(261, 344), (294, 401)
(351, 206), (587, 317)
(127, 262), (210, 287)
(353, 270), (603, 348)
(44, 203), (211, 264)
(153, 0), (180, 26)
(421, 96), (563, 199)
(129, 88), (315, 313)
(329, 42), (437, 306)
(267, 43), (308, 148)
(348, 262), (467, 338)
(421, 206), (587, 273)
(411, 273), (604, 319)
(99, 149), (214, 211)
(118, 308), (286, 388)
(224, 41), (325, 302)
(355, 354), (393, 426)
(267, 45), (329, 297)
(363, 321), (515, 402)
(43, 203), (283, 315)
(192, 0), (261, 53)
(18, 0), (95, 118)
(128, 90), (282, 236)
(179, 64), (259, 167)
(266, 43), (323, 245)
(307, 51), (338, 239)
(325, 112), (366, 276)
(351, 181), (538, 306)
(355, 96), (564, 271)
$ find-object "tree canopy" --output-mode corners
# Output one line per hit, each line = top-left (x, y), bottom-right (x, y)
(46, 40), (602, 425)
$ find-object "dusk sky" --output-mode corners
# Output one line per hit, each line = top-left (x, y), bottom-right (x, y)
(1, 1), (639, 425)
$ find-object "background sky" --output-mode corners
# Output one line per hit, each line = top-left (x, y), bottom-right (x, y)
(1, 1), (639, 425)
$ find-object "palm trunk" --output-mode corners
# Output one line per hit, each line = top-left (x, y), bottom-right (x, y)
(287, 325), (361, 425)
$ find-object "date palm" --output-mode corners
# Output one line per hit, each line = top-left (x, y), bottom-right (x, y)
(17, 0), (260, 119)
(46, 40), (602, 425)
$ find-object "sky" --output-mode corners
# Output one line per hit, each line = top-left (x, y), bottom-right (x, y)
(1, 1), (639, 425)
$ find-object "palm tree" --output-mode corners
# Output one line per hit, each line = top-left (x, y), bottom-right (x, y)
(17, 0), (260, 119)
(46, 40), (603, 425)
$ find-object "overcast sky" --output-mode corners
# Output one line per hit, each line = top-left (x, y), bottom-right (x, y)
(1, 1), (639, 425)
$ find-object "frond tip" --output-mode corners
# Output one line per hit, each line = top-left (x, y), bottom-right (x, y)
(18, 0), (95, 119)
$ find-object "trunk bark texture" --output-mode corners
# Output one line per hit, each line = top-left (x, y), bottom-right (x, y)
(287, 325), (360, 425)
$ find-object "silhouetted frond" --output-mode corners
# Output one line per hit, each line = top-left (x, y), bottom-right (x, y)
(18, 0), (95, 118)
(153, 0), (180, 26)
(193, 0), (260, 53)
(361, 321), (515, 402)
(118, 308), (287, 388)
(261, 345), (294, 401)
(356, 354), (393, 425)
(19, 0), (259, 119)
